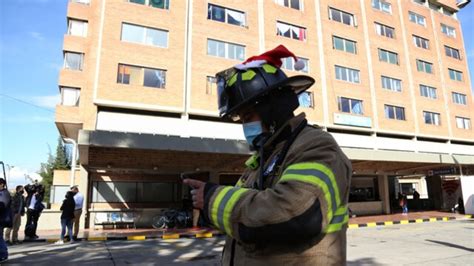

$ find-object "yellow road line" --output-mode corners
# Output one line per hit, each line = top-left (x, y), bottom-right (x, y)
(384, 221), (393, 226)
(162, 234), (180, 240)
(442, 217), (448, 221)
(367, 222), (377, 227)
(127, 236), (146, 241)
(196, 232), (213, 238)
(400, 220), (409, 224)
(348, 224), (359, 229)
(429, 218), (437, 222)
(415, 219), (423, 223)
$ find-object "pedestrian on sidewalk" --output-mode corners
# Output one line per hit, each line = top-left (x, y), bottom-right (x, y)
(402, 193), (408, 215)
(24, 181), (45, 239)
(55, 191), (75, 245)
(71, 186), (83, 241)
(0, 178), (12, 263)
(5, 185), (25, 245)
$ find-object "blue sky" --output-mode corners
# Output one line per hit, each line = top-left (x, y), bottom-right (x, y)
(0, 0), (473, 189)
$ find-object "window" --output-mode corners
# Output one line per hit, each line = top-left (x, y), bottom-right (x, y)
(413, 35), (429, 49)
(121, 23), (168, 48)
(423, 111), (441, 125)
(117, 64), (166, 88)
(207, 39), (245, 60)
(92, 181), (178, 203)
(452, 92), (467, 105)
(378, 49), (399, 65)
(60, 87), (80, 106)
(416, 59), (433, 74)
(381, 76), (402, 92)
(298, 91), (313, 108)
(448, 69), (463, 81)
(208, 4), (246, 27)
(329, 7), (356, 26)
(282, 57), (309, 72)
(276, 21), (306, 41)
(375, 23), (395, 38)
(445, 46), (461, 60)
(441, 23), (456, 37)
(456, 117), (471, 129)
(275, 0), (302, 10)
(335, 65), (360, 83)
(372, 0), (391, 14)
(384, 105), (406, 120)
(71, 0), (90, 4)
(333, 36), (357, 54)
(420, 85), (437, 99)
(63, 52), (83, 70)
(409, 11), (425, 26)
(338, 97), (363, 114)
(128, 0), (170, 10)
(206, 76), (217, 95)
(67, 19), (88, 37)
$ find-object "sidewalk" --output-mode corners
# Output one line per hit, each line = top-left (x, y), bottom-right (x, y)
(19, 211), (472, 242)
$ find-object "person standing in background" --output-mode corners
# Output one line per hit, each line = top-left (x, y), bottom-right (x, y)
(71, 186), (83, 241)
(0, 178), (11, 262)
(5, 186), (25, 245)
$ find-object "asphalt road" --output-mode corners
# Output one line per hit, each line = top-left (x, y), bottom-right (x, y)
(3, 220), (473, 265)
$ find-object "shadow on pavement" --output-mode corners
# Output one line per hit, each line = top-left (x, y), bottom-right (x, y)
(425, 239), (474, 252)
(347, 257), (381, 265)
(4, 237), (224, 265)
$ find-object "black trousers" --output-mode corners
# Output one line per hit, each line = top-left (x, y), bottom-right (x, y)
(25, 209), (40, 237)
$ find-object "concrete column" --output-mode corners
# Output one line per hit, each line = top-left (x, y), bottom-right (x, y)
(79, 165), (89, 229)
(379, 175), (391, 214)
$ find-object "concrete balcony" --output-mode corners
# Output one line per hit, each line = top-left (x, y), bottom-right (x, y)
(67, 0), (91, 21)
(56, 104), (83, 140)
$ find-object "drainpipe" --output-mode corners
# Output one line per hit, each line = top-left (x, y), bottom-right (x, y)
(62, 138), (77, 187)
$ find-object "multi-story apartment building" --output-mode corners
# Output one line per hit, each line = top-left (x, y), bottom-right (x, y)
(54, 0), (474, 228)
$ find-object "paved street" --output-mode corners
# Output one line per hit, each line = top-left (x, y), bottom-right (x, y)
(3, 220), (473, 265)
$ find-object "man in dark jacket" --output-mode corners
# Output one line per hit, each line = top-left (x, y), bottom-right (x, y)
(0, 178), (11, 262)
(5, 186), (25, 244)
(55, 191), (75, 244)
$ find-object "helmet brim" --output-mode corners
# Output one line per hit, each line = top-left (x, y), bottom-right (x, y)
(222, 75), (315, 120)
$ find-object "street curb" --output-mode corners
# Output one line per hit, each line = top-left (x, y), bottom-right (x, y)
(24, 231), (225, 243)
(22, 215), (472, 243)
(348, 214), (472, 229)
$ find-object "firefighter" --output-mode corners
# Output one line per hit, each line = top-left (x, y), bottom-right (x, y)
(184, 45), (352, 265)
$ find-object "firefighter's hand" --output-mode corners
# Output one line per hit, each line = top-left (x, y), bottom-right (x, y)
(183, 179), (205, 210)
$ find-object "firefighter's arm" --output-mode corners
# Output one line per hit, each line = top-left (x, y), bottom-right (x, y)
(198, 134), (350, 244)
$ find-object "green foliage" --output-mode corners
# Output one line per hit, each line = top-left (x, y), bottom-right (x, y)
(39, 137), (72, 203)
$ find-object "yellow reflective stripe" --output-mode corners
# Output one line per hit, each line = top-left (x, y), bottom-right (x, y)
(325, 213), (349, 233)
(241, 70), (256, 81)
(284, 163), (341, 207)
(211, 186), (233, 230)
(245, 154), (259, 169)
(335, 206), (347, 215)
(235, 179), (244, 187)
(280, 173), (334, 222)
(223, 188), (249, 237)
(262, 64), (277, 73)
(227, 73), (237, 87)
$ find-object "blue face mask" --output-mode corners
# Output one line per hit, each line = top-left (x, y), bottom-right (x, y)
(242, 121), (263, 147)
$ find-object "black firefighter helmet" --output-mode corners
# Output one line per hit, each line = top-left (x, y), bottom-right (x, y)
(216, 45), (315, 121)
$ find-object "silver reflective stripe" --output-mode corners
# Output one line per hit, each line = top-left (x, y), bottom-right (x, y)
(216, 188), (240, 231)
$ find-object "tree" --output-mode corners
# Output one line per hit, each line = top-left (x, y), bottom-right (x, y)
(39, 137), (72, 203)
(39, 147), (55, 203)
(54, 137), (71, 170)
